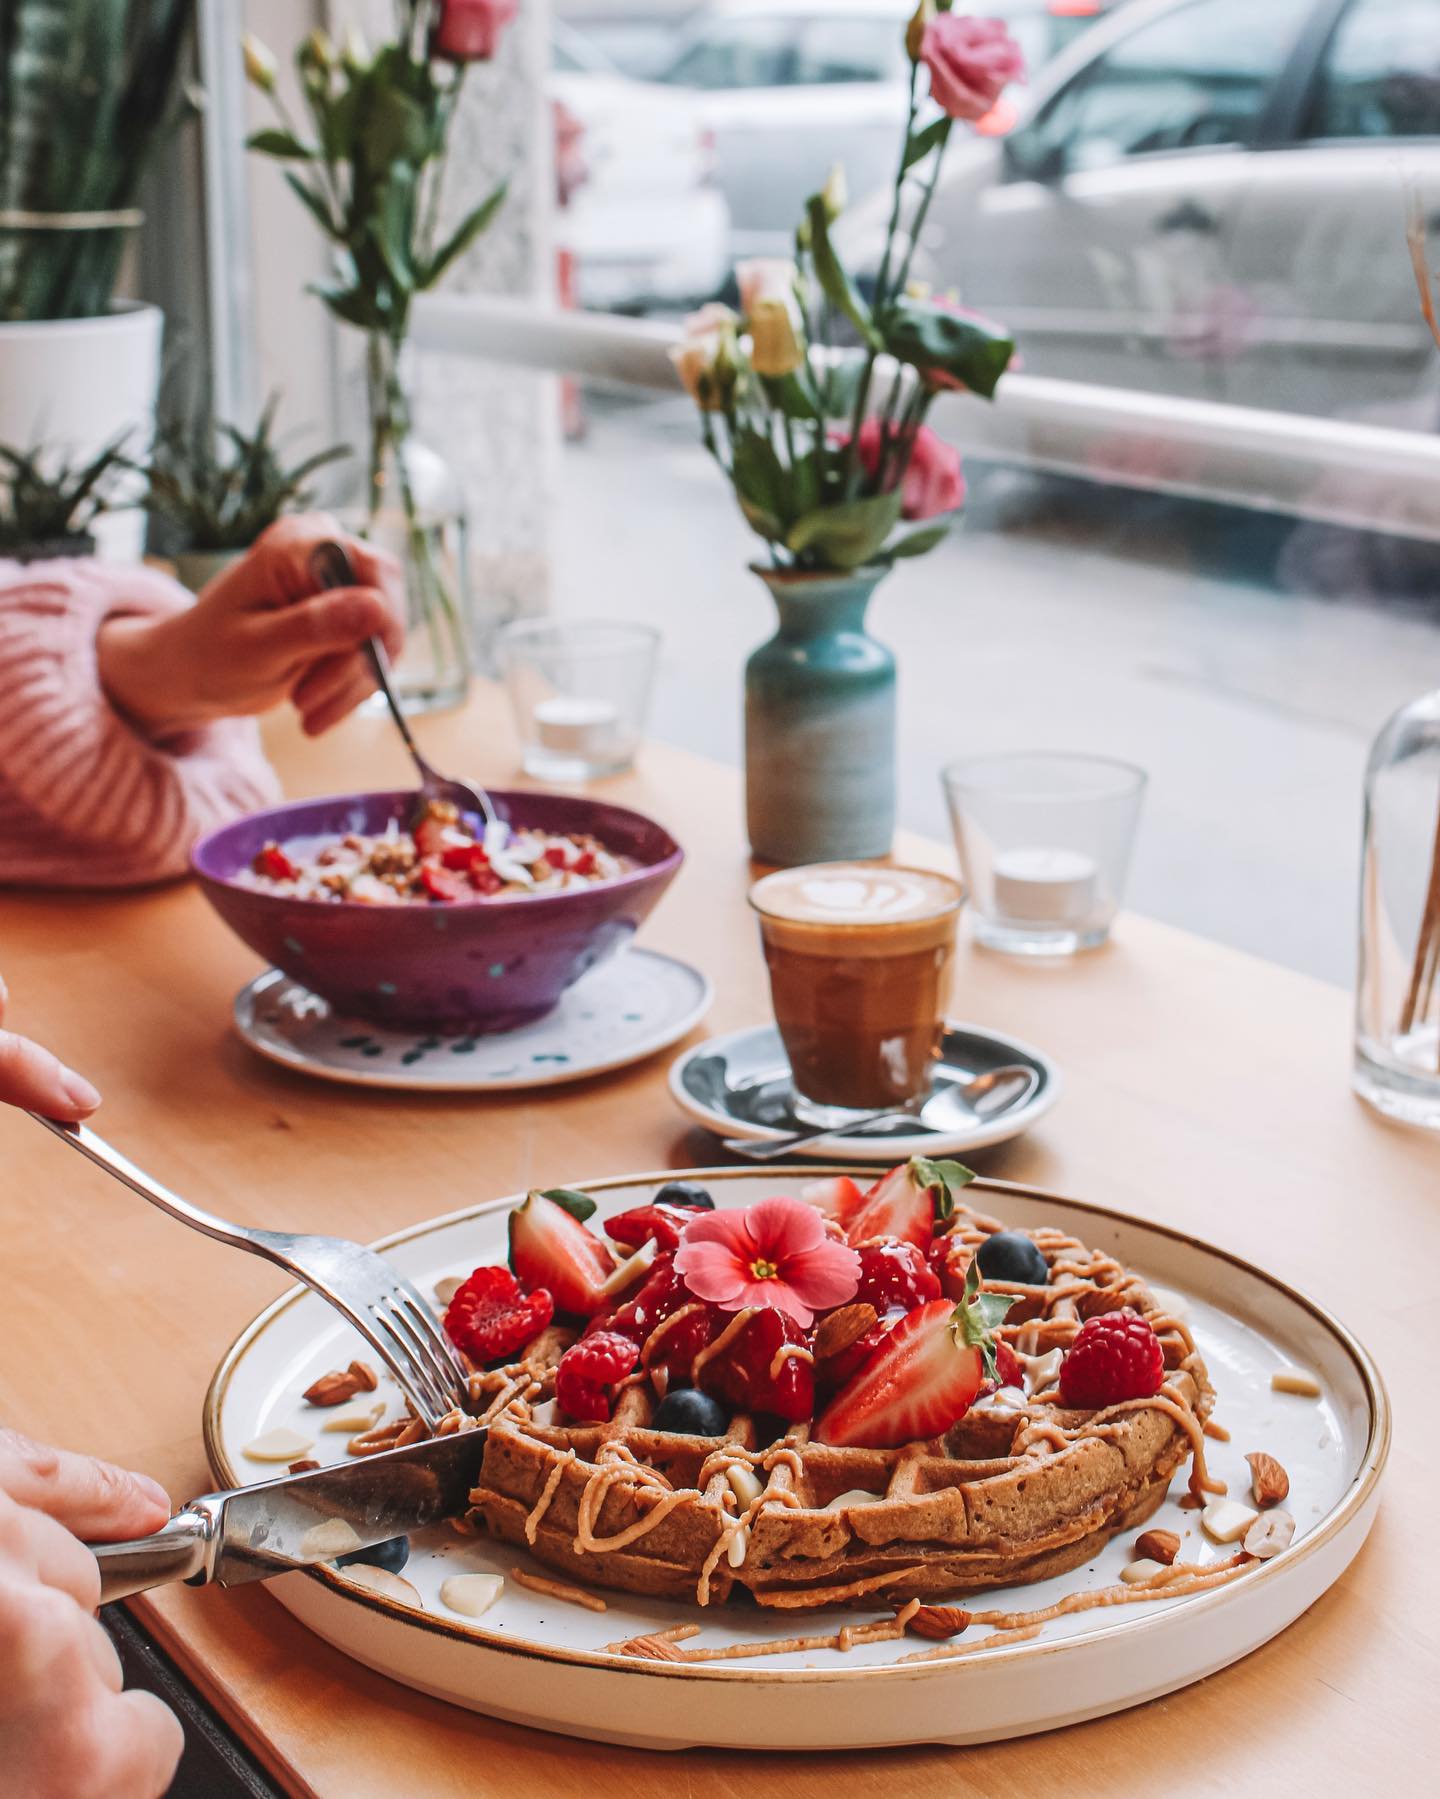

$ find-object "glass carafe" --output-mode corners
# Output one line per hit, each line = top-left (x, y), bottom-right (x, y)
(1355, 687), (1440, 1130)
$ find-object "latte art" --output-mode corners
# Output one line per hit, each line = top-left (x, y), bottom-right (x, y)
(753, 864), (958, 927)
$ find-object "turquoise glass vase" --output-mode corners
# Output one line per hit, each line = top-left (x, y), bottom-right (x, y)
(745, 564), (896, 865)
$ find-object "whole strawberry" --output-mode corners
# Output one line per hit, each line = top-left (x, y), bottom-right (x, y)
(1059, 1309), (1165, 1409)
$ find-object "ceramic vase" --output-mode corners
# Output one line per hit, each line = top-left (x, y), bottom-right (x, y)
(745, 563), (895, 866)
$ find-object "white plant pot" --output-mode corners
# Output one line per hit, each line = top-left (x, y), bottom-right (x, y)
(0, 301), (162, 563)
(172, 547), (243, 595)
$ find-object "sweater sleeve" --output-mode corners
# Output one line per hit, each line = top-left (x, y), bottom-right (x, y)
(0, 559), (282, 889)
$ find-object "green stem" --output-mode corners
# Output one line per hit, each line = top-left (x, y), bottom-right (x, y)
(892, 145), (948, 303)
(873, 64), (919, 314)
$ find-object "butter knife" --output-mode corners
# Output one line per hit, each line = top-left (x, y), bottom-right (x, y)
(92, 1429), (488, 1603)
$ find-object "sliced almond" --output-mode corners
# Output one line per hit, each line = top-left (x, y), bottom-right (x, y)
(1134, 1529), (1180, 1565)
(301, 1518), (363, 1560)
(727, 1523), (750, 1569)
(434, 1275), (465, 1307)
(1271, 1368), (1322, 1398)
(1246, 1451), (1290, 1507)
(242, 1427), (314, 1463)
(813, 1302), (877, 1361)
(726, 1463), (764, 1509)
(321, 1401), (386, 1434)
(1023, 1347), (1063, 1392)
(1120, 1558), (1169, 1584)
(598, 1237), (659, 1297)
(1201, 1498), (1260, 1544)
(338, 1564), (423, 1607)
(825, 1487), (885, 1511)
(439, 1573), (504, 1618)
(901, 1603), (970, 1640)
(1243, 1509), (1295, 1560)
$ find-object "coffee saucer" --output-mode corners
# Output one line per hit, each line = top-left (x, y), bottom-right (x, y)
(234, 949), (713, 1092)
(667, 1022), (1059, 1162)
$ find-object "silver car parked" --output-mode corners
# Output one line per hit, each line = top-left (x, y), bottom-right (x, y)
(841, 0), (1440, 429)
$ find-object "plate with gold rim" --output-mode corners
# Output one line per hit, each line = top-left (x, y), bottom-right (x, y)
(204, 1169), (1387, 1751)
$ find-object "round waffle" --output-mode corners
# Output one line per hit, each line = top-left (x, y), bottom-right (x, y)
(460, 1200), (1216, 1611)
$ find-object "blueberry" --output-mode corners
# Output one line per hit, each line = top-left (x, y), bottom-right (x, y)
(652, 1388), (730, 1435)
(336, 1534), (410, 1574)
(976, 1230), (1049, 1286)
(654, 1180), (715, 1211)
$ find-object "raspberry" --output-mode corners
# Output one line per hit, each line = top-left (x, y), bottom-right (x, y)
(444, 1266), (553, 1365)
(556, 1330), (640, 1421)
(854, 1240), (941, 1316)
(1059, 1309), (1165, 1409)
(993, 1340), (1025, 1390)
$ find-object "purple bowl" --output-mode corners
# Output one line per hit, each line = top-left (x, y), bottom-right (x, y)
(192, 789), (683, 1034)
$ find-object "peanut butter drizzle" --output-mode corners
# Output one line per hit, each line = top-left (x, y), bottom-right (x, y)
(1203, 1417), (1231, 1442)
(509, 1566), (608, 1612)
(768, 1344), (815, 1380)
(689, 1307), (758, 1387)
(640, 1302), (707, 1370)
(961, 1552), (1251, 1634)
(525, 1448), (577, 1544)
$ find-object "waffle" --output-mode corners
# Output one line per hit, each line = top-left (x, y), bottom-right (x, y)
(462, 1203), (1215, 1611)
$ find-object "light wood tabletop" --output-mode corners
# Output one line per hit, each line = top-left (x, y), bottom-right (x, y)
(0, 693), (1433, 1795)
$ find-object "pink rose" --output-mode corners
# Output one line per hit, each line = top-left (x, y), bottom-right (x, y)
(852, 418), (966, 519)
(920, 15), (1026, 123)
(432, 0), (517, 63)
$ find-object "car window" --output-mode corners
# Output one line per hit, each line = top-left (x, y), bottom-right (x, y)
(1013, 0), (1313, 174)
(661, 18), (795, 88)
(791, 17), (906, 85)
(1306, 0), (1440, 140)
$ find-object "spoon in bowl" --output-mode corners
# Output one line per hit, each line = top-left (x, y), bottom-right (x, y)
(308, 540), (500, 832)
(722, 1063), (1039, 1161)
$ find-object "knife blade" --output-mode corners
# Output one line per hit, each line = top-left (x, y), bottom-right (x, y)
(91, 1428), (489, 1603)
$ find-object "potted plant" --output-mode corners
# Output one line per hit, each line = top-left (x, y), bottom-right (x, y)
(0, 1), (193, 561)
(243, 2), (515, 712)
(669, 8), (1022, 865)
(0, 437), (127, 564)
(143, 399), (350, 592)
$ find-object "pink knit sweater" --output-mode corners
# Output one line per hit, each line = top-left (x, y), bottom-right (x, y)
(0, 559), (280, 888)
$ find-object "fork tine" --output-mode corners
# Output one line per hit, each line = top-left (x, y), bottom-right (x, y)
(396, 1278), (469, 1387)
(319, 1296), (448, 1429)
(380, 1294), (463, 1413)
(369, 1309), (452, 1425)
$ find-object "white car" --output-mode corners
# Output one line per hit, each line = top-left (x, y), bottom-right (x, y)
(550, 26), (731, 310)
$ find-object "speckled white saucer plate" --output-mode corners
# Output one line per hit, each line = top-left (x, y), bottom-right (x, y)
(668, 1023), (1060, 1161)
(206, 1170), (1387, 1751)
(231, 950), (712, 1091)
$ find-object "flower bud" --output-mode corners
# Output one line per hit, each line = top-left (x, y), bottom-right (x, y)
(905, 0), (935, 65)
(301, 28), (336, 71)
(241, 32), (278, 93)
(342, 25), (370, 71)
(820, 163), (847, 222)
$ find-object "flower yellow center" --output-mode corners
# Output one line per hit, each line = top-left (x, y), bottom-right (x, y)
(749, 1257), (780, 1281)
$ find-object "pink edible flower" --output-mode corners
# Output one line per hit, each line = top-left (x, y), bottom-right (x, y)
(674, 1196), (860, 1328)
(920, 15), (1026, 123)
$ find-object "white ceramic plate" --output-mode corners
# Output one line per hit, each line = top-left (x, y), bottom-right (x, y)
(232, 949), (712, 1091)
(668, 1023), (1060, 1160)
(205, 1170), (1386, 1750)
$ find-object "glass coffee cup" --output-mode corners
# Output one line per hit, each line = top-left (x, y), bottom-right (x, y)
(750, 862), (963, 1124)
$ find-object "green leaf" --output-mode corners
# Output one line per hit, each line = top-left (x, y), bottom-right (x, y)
(902, 116), (952, 173)
(880, 298), (1015, 400)
(760, 372), (820, 423)
(737, 496), (786, 543)
(283, 172), (342, 241)
(358, 82), (432, 175)
(309, 280), (381, 329)
(912, 1156), (977, 1228)
(806, 195), (881, 350)
(320, 85), (360, 163)
(888, 521), (952, 559)
(731, 427), (790, 531)
(786, 490), (903, 569)
(538, 1187), (598, 1223)
(247, 128), (315, 160)
(421, 184), (507, 290)
(952, 1257), (1016, 1385)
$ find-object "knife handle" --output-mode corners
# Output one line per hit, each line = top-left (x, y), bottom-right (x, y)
(90, 1504), (218, 1603)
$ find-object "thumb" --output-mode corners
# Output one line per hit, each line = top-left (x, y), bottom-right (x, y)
(0, 1431), (170, 1540)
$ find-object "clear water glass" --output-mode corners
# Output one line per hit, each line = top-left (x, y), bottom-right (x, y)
(942, 753), (1147, 956)
(497, 620), (659, 782)
(1355, 688), (1440, 1131)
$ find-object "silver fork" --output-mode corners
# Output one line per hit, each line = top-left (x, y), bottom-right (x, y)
(29, 1116), (469, 1431)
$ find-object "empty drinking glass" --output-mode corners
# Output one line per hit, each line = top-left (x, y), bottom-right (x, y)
(942, 753), (1147, 956)
(497, 619), (659, 782)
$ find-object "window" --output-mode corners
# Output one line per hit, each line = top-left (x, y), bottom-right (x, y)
(1012, 0), (1313, 175)
(791, 17), (906, 86)
(1307, 0), (1440, 140)
(661, 19), (794, 89)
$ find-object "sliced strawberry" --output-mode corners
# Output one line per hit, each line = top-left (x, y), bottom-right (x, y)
(253, 842), (297, 881)
(696, 1307), (813, 1422)
(508, 1190), (615, 1317)
(854, 1240), (941, 1314)
(994, 1339), (1025, 1390)
(573, 849), (597, 875)
(928, 1232), (974, 1300)
(799, 1175), (865, 1226)
(604, 1202), (690, 1255)
(441, 841), (487, 872)
(420, 863), (466, 903)
(845, 1157), (976, 1252)
(815, 1262), (1013, 1447)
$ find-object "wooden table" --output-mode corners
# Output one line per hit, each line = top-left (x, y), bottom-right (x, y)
(0, 695), (1433, 1794)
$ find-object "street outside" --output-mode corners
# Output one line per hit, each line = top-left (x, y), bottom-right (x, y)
(552, 387), (1440, 986)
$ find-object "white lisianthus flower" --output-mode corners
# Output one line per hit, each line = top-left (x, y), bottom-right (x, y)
(736, 260), (805, 379)
(669, 303), (740, 411)
(241, 32), (278, 92)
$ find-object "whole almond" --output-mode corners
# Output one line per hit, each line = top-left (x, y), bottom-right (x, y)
(1134, 1528), (1180, 1565)
(303, 1369), (362, 1407)
(620, 1634), (690, 1661)
(1246, 1451), (1290, 1508)
(348, 1359), (379, 1392)
(899, 1603), (971, 1641)
(814, 1302), (878, 1361)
